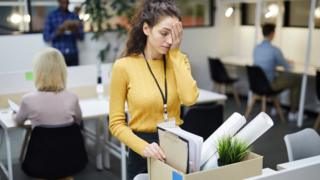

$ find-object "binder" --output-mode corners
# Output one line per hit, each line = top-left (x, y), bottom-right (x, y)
(158, 127), (189, 173)
(157, 122), (203, 173)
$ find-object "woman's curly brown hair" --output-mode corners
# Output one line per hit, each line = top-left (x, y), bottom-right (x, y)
(122, 0), (181, 57)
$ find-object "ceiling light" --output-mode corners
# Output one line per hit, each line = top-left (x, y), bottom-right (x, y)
(315, 7), (320, 19)
(9, 13), (22, 24)
(23, 14), (30, 23)
(265, 4), (279, 19)
(225, 7), (234, 18)
(80, 13), (90, 21)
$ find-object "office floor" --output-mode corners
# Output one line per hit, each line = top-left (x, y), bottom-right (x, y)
(0, 96), (318, 180)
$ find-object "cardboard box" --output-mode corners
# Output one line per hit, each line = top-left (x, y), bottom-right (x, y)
(148, 152), (263, 180)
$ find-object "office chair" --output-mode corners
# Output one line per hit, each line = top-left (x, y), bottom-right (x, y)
(245, 66), (285, 123)
(208, 58), (241, 107)
(22, 123), (88, 179)
(181, 104), (223, 140)
(133, 173), (149, 180)
(284, 128), (320, 161)
(314, 71), (320, 129)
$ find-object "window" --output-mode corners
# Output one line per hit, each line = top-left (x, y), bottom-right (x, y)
(176, 0), (215, 27)
(30, 1), (57, 32)
(284, 0), (320, 28)
(0, 0), (85, 34)
(0, 0), (215, 35)
(0, 1), (28, 34)
(241, 2), (280, 26)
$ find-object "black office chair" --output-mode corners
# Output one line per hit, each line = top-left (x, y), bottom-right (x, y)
(314, 71), (320, 129)
(245, 66), (285, 122)
(208, 58), (241, 107)
(22, 123), (88, 179)
(181, 104), (223, 140)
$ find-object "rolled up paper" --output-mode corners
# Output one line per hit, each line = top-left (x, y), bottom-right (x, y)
(200, 112), (246, 166)
(234, 112), (274, 145)
(201, 153), (219, 170)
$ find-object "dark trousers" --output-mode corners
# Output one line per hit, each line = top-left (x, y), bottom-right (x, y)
(63, 53), (79, 66)
(127, 132), (158, 180)
(271, 72), (301, 111)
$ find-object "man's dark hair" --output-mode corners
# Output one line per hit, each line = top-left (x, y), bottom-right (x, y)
(262, 23), (275, 37)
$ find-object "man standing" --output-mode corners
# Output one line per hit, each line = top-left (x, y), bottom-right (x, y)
(43, 0), (84, 66)
(253, 23), (301, 121)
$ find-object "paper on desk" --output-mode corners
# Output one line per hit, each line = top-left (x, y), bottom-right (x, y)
(8, 99), (19, 112)
(200, 112), (246, 166)
(234, 112), (274, 145)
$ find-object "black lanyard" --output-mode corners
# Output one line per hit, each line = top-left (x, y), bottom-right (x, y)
(143, 52), (168, 120)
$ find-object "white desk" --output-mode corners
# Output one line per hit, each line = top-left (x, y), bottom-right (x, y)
(197, 89), (227, 103)
(277, 155), (320, 170)
(0, 89), (226, 180)
(221, 56), (252, 67)
(221, 55), (317, 76)
(246, 161), (320, 180)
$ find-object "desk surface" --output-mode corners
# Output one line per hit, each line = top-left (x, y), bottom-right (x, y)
(221, 56), (317, 76)
(277, 154), (320, 170)
(197, 89), (227, 103)
(0, 89), (226, 129)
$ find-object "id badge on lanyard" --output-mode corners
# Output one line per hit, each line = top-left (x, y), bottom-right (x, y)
(163, 104), (168, 121)
(143, 52), (173, 125)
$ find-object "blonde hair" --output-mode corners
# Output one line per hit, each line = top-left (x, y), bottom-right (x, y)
(33, 47), (67, 92)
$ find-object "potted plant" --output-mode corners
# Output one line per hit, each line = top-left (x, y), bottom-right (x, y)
(217, 136), (251, 166)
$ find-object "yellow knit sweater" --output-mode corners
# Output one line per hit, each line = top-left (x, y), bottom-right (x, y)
(109, 49), (199, 156)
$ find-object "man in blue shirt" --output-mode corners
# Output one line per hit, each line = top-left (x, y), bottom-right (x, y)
(43, 0), (84, 66)
(254, 23), (301, 121)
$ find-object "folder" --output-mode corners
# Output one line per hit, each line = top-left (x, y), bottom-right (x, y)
(158, 127), (189, 173)
(157, 122), (203, 173)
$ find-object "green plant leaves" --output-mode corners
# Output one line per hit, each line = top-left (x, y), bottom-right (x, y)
(83, 0), (134, 62)
(217, 136), (252, 166)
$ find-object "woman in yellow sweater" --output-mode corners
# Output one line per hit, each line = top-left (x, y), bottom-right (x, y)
(109, 0), (199, 179)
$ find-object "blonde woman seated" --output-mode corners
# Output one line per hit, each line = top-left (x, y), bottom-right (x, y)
(14, 47), (87, 180)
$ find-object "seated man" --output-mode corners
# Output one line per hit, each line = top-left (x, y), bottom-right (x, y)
(253, 23), (301, 121)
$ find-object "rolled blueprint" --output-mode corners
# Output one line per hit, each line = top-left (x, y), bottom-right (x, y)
(234, 112), (274, 146)
(200, 112), (246, 166)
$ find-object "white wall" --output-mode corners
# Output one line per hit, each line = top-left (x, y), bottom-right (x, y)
(0, 34), (48, 72)
(0, 32), (123, 72)
(181, 1), (235, 90)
